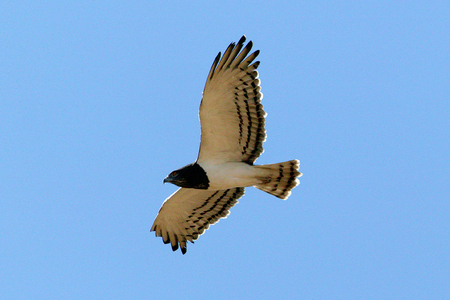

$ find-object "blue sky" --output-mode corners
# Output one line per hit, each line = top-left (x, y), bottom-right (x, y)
(1, 1), (449, 299)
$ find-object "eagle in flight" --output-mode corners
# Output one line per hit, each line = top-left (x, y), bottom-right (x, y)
(151, 36), (302, 254)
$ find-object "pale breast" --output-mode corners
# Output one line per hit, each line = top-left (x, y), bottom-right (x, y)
(198, 161), (261, 190)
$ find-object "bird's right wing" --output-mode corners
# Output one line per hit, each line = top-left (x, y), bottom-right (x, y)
(151, 187), (245, 254)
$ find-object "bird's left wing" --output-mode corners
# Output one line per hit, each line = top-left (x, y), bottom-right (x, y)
(197, 35), (266, 164)
(151, 187), (245, 254)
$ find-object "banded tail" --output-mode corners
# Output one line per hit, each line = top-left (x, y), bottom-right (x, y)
(254, 159), (302, 200)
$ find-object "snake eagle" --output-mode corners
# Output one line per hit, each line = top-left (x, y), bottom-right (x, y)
(151, 36), (302, 254)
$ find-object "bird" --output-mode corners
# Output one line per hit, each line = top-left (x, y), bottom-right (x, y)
(151, 36), (302, 254)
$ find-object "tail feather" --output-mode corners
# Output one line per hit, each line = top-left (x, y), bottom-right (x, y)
(254, 159), (302, 200)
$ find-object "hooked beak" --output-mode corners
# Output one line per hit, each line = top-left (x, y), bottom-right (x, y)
(163, 175), (186, 187)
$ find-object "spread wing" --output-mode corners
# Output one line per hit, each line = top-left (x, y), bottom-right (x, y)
(197, 35), (266, 165)
(151, 187), (245, 254)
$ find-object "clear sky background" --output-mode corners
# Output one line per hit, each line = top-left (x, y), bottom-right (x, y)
(1, 1), (449, 299)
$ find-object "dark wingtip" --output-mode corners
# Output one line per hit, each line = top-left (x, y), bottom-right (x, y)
(238, 35), (246, 44)
(181, 247), (187, 255)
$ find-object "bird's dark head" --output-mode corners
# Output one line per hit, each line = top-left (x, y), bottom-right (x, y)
(163, 163), (209, 189)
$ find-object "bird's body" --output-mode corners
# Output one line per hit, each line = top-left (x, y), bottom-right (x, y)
(198, 161), (260, 190)
(151, 36), (302, 254)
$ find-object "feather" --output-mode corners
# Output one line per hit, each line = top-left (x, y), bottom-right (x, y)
(151, 187), (245, 254)
(198, 37), (266, 164)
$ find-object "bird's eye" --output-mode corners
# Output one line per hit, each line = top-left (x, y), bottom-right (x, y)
(171, 171), (178, 177)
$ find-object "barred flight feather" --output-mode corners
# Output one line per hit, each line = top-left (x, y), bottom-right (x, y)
(198, 36), (266, 164)
(151, 187), (245, 254)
